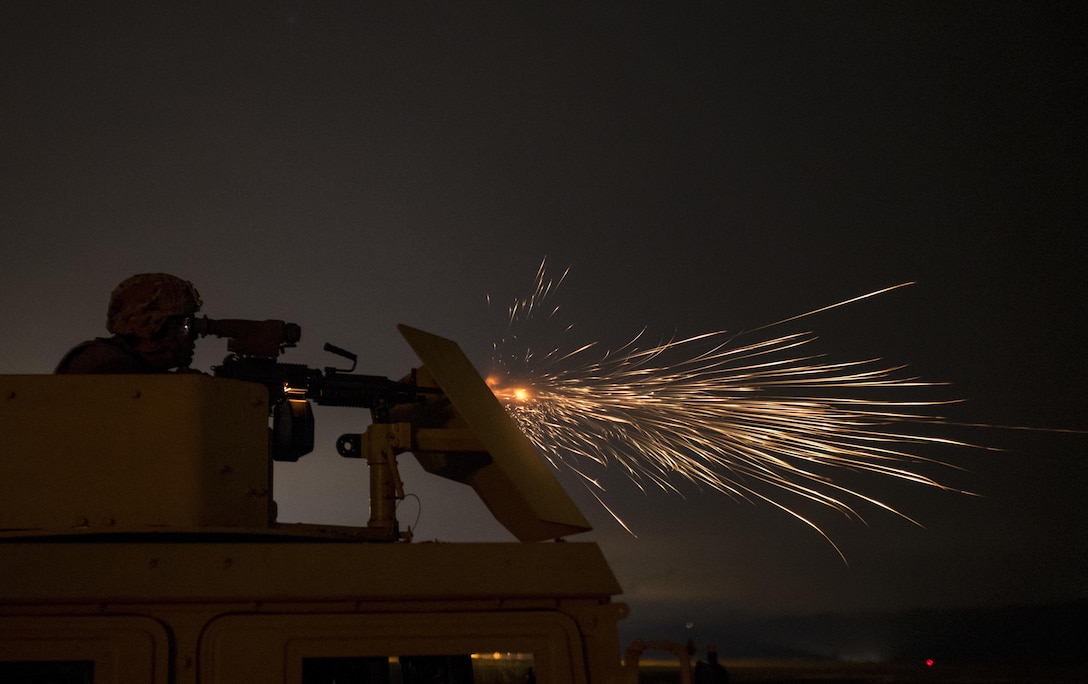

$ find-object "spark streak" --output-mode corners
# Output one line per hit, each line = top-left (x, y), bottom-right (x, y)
(489, 262), (975, 556)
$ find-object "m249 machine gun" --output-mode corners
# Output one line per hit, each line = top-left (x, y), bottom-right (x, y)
(194, 317), (590, 543)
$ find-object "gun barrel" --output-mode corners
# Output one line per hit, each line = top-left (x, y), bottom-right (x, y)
(309, 373), (415, 409)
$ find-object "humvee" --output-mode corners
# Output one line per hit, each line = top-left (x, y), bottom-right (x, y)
(0, 325), (664, 684)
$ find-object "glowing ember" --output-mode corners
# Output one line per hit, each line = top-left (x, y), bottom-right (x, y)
(488, 261), (975, 555)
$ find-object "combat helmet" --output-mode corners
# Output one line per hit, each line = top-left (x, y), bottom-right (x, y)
(106, 273), (202, 338)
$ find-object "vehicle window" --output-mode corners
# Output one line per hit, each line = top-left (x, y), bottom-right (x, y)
(0, 661), (94, 684)
(302, 653), (536, 684)
(201, 612), (574, 683)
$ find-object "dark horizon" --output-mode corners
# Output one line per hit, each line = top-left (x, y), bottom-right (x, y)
(618, 598), (1087, 668)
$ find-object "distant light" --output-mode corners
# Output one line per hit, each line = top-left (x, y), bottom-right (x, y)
(925, 658), (935, 667)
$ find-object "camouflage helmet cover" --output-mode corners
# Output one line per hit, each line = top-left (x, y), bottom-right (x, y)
(106, 273), (202, 337)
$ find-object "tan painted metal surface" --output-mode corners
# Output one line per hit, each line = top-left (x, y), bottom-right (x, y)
(0, 541), (621, 604)
(398, 324), (592, 541)
(1, 374), (270, 532)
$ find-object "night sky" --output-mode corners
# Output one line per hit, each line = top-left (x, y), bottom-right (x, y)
(3, 2), (1086, 661)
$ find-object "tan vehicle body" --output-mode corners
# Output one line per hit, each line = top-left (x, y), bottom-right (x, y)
(0, 373), (631, 683)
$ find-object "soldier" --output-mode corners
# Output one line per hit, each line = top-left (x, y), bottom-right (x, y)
(55, 273), (203, 374)
(694, 645), (729, 684)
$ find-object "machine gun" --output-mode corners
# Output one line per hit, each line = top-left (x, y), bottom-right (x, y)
(192, 316), (590, 543)
(195, 317), (434, 462)
(193, 316), (443, 540)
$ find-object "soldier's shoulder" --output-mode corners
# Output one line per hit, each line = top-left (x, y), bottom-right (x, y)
(55, 337), (150, 374)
